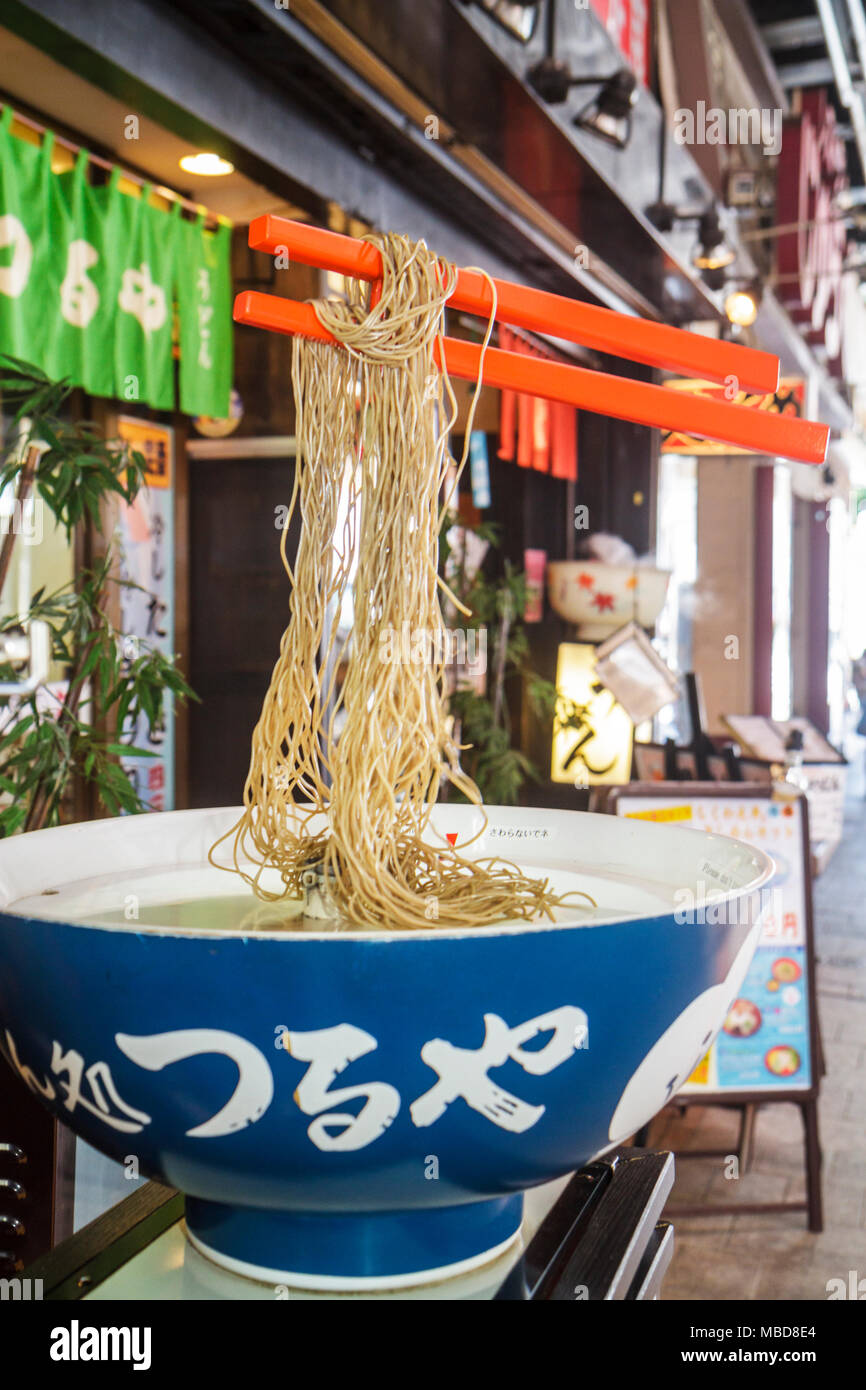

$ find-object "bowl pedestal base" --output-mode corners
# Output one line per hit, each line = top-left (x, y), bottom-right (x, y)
(184, 1193), (524, 1292)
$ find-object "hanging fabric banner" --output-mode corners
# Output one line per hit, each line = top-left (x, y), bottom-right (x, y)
(497, 325), (578, 480)
(51, 154), (117, 398)
(0, 108), (62, 368)
(0, 110), (232, 417)
(112, 182), (179, 411)
(177, 215), (233, 418)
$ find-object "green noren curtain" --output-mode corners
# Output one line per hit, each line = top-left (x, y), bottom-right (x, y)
(0, 110), (232, 417)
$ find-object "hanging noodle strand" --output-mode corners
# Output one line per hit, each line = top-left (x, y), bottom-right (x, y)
(210, 231), (595, 929)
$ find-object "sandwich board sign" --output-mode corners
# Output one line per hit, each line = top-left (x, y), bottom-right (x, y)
(607, 782), (823, 1229)
(611, 784), (817, 1096)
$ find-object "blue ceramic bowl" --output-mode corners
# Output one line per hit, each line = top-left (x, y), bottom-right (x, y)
(0, 806), (773, 1289)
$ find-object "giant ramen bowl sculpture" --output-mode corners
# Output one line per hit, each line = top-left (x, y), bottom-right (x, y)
(0, 806), (772, 1290)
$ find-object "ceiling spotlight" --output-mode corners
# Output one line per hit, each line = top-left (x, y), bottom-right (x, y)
(724, 285), (761, 328)
(527, 57), (581, 104)
(179, 152), (235, 177)
(648, 202), (746, 296)
(526, 59), (638, 148)
(646, 200), (678, 232)
(573, 70), (639, 149)
(693, 207), (736, 273)
(462, 0), (542, 43)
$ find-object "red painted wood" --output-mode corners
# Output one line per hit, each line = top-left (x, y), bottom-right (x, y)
(234, 290), (829, 465)
(247, 214), (780, 391)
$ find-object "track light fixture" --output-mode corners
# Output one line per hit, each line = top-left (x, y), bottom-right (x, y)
(693, 207), (737, 275)
(573, 70), (639, 149)
(648, 201), (738, 289)
(461, 0), (543, 44)
(526, 60), (638, 148)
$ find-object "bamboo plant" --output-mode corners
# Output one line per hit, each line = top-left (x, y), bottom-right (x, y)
(441, 517), (559, 804)
(0, 354), (195, 835)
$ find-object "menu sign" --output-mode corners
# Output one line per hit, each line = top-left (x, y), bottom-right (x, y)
(616, 790), (814, 1095)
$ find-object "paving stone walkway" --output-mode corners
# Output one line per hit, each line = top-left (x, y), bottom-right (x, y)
(657, 795), (866, 1301)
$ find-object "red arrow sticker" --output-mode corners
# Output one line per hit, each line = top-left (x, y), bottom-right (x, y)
(445, 832), (458, 846)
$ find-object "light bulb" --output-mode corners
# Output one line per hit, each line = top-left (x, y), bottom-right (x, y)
(179, 152), (234, 177)
(725, 289), (759, 328)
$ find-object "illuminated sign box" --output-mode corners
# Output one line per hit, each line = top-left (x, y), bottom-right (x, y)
(550, 642), (633, 786)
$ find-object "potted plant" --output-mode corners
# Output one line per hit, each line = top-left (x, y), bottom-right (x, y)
(0, 355), (195, 834)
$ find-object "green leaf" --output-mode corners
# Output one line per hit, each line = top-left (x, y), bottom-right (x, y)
(0, 713), (35, 753)
(0, 803), (28, 837)
(78, 643), (102, 682)
(104, 742), (154, 758)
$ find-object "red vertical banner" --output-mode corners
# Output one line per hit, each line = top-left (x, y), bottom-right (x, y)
(497, 325), (518, 460)
(496, 329), (578, 480)
(589, 0), (650, 87)
(776, 90), (848, 378)
(551, 401), (578, 481)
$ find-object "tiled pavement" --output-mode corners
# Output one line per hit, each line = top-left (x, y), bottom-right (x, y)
(657, 794), (866, 1301)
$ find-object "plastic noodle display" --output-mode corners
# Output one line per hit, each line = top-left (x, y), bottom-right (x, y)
(211, 232), (594, 929)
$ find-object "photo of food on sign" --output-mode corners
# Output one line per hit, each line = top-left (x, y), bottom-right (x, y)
(723, 999), (762, 1039)
(765, 1045), (802, 1079)
(714, 945), (811, 1090)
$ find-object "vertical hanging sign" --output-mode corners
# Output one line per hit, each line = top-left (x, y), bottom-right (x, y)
(589, 0), (650, 87)
(777, 89), (849, 377)
(177, 215), (233, 418)
(115, 417), (175, 812)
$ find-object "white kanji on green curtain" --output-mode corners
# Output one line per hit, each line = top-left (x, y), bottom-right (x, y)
(0, 108), (66, 367)
(49, 154), (117, 396)
(0, 108), (233, 416)
(112, 183), (178, 410)
(177, 215), (233, 418)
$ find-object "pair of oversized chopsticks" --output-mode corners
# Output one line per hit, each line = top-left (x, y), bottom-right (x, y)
(234, 215), (829, 466)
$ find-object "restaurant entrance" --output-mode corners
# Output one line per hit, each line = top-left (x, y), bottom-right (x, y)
(186, 444), (299, 808)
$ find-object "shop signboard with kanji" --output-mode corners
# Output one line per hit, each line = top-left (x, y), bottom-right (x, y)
(661, 378), (806, 455)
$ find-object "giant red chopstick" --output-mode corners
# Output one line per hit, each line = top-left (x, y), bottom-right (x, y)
(235, 216), (829, 466)
(247, 215), (778, 391)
